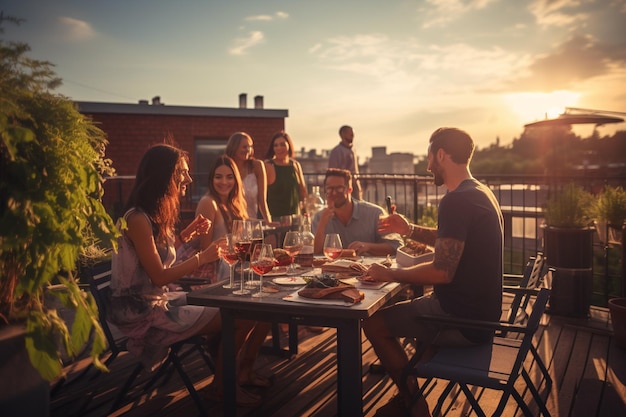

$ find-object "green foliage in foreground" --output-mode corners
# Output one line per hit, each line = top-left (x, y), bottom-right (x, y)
(0, 17), (119, 380)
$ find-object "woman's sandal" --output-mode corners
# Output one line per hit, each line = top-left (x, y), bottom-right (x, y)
(239, 371), (274, 388)
(205, 384), (262, 407)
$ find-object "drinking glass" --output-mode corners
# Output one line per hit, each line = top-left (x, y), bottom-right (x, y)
(221, 234), (239, 289)
(323, 233), (343, 260)
(250, 243), (275, 298)
(247, 219), (265, 288)
(283, 231), (303, 275)
(231, 220), (252, 295)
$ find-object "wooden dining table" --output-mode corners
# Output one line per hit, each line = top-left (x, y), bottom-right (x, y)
(186, 269), (404, 416)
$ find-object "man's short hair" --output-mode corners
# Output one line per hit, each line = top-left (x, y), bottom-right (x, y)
(339, 125), (352, 137)
(325, 168), (352, 186)
(429, 127), (475, 164)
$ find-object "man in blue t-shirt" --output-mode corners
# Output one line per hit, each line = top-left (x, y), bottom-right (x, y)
(312, 168), (402, 257)
(363, 127), (504, 417)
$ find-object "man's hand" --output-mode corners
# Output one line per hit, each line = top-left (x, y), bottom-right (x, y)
(378, 213), (410, 235)
(361, 262), (393, 282)
(319, 206), (335, 223)
(348, 241), (370, 256)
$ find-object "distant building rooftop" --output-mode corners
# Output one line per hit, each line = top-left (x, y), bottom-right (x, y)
(76, 95), (288, 119)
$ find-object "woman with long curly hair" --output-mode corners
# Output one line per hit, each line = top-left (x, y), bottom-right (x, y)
(109, 143), (260, 406)
(177, 155), (247, 281)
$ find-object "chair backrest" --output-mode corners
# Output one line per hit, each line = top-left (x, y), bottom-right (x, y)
(507, 288), (551, 374)
(81, 260), (123, 355)
(504, 253), (552, 326)
(524, 252), (549, 289)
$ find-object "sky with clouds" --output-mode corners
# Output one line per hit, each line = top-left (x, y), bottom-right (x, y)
(3, 0), (625, 160)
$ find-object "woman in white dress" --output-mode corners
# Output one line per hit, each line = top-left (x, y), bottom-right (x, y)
(225, 132), (272, 224)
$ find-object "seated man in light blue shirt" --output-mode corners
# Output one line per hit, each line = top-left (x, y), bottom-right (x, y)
(312, 168), (402, 256)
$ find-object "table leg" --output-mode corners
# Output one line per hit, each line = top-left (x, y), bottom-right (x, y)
(336, 319), (363, 416)
(222, 310), (237, 415)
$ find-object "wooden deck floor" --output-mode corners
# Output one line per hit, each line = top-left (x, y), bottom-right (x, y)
(50, 306), (626, 417)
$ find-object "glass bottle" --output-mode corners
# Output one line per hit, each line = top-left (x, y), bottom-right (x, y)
(305, 185), (325, 218)
(296, 213), (315, 267)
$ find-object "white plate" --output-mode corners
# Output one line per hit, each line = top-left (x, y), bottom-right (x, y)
(273, 276), (307, 286)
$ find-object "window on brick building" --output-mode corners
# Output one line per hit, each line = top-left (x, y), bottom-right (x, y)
(193, 138), (228, 202)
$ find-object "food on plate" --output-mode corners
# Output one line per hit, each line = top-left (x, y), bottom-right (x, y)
(273, 248), (292, 266)
(321, 259), (369, 277)
(298, 275), (364, 303)
(402, 240), (433, 256)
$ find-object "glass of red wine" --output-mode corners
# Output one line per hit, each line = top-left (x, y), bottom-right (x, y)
(232, 220), (252, 295)
(221, 234), (239, 289)
(250, 243), (275, 298)
(246, 219), (265, 288)
(323, 233), (343, 261)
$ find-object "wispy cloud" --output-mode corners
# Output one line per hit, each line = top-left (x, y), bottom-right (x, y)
(508, 34), (626, 90)
(244, 11), (289, 22)
(229, 31), (265, 55)
(419, 0), (498, 28)
(528, 0), (588, 27)
(57, 16), (95, 42)
(310, 34), (522, 92)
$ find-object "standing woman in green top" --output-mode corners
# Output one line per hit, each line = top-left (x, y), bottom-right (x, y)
(264, 131), (308, 218)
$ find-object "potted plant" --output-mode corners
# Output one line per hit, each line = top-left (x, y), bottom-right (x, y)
(594, 185), (626, 244)
(0, 16), (119, 412)
(592, 186), (626, 347)
(541, 183), (595, 317)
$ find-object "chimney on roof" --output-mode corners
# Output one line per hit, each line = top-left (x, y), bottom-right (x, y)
(239, 93), (247, 109)
(254, 95), (264, 109)
(152, 96), (161, 105)
(139, 99), (149, 105)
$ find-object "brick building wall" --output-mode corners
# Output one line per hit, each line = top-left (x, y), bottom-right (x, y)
(76, 100), (288, 217)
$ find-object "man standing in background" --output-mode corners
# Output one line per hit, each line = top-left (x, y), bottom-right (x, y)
(328, 125), (362, 200)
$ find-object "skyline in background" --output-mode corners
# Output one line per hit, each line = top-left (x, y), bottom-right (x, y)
(3, 0), (626, 160)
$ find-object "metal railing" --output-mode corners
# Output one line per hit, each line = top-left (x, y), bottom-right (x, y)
(102, 172), (626, 307)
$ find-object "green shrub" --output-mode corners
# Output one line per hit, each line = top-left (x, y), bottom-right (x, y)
(543, 183), (594, 228)
(594, 185), (626, 228)
(1, 17), (119, 380)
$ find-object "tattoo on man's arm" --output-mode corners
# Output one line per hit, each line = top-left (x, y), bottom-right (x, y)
(433, 238), (464, 279)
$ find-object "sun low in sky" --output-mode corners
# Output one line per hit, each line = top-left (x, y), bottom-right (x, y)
(4, 0), (626, 158)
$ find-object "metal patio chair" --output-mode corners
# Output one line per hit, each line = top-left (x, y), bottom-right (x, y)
(85, 260), (215, 416)
(501, 253), (553, 389)
(404, 287), (552, 417)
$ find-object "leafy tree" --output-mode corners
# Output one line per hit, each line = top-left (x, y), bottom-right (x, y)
(1, 14), (119, 380)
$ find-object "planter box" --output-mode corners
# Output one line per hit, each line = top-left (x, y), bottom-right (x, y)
(0, 325), (50, 417)
(547, 267), (592, 318)
(609, 298), (626, 350)
(542, 226), (594, 269)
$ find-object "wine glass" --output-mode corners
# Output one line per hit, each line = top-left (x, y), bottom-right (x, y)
(323, 233), (343, 261)
(221, 234), (239, 289)
(283, 231), (303, 275)
(231, 220), (252, 295)
(247, 219), (265, 288)
(250, 243), (275, 298)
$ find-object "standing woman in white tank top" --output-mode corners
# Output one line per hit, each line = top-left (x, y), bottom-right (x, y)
(225, 132), (273, 224)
